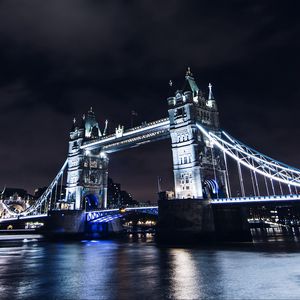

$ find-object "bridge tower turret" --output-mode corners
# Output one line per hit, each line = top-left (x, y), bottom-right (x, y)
(168, 69), (227, 199)
(65, 108), (109, 210)
(65, 116), (85, 210)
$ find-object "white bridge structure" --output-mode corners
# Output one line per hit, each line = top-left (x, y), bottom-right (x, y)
(1, 69), (300, 222)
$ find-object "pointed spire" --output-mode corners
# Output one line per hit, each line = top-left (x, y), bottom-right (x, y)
(169, 80), (173, 87)
(183, 67), (198, 95)
(1, 185), (6, 195)
(89, 106), (93, 112)
(103, 119), (108, 136)
(71, 117), (78, 132)
(186, 67), (193, 77)
(208, 83), (214, 100)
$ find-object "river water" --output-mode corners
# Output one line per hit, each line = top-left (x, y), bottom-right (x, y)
(1, 233), (300, 299)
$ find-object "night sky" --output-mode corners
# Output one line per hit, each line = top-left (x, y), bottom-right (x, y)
(0, 1), (299, 202)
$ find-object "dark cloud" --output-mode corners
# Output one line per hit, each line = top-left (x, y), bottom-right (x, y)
(0, 0), (299, 201)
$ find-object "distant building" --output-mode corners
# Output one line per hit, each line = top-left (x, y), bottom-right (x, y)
(158, 190), (175, 201)
(0, 187), (33, 214)
(107, 177), (138, 208)
(0, 187), (33, 201)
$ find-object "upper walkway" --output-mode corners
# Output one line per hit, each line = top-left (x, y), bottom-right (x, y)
(81, 118), (170, 153)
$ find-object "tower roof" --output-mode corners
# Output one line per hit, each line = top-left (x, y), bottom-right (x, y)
(84, 107), (101, 138)
(182, 67), (199, 95)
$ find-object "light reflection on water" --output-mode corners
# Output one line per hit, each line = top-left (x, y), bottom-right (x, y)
(1, 234), (300, 299)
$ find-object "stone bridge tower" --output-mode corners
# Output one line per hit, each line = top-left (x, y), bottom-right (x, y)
(168, 69), (227, 199)
(65, 108), (108, 210)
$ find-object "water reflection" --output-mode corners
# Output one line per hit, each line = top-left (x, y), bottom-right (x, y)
(1, 235), (300, 299)
(170, 249), (200, 298)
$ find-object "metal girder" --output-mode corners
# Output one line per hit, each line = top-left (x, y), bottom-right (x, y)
(197, 123), (300, 187)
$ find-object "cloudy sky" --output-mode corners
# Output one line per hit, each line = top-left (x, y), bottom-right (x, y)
(0, 1), (299, 201)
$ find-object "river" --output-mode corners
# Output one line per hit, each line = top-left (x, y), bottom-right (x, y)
(1, 232), (300, 299)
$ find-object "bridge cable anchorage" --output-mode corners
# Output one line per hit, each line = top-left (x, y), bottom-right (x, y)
(196, 123), (300, 198)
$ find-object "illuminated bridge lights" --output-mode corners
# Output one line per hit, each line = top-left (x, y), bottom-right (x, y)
(86, 206), (159, 223)
(0, 214), (47, 223)
(80, 118), (170, 150)
(4, 111), (300, 220)
(196, 123), (300, 188)
(212, 194), (300, 204)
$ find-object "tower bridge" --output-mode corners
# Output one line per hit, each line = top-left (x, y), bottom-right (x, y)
(1, 68), (300, 241)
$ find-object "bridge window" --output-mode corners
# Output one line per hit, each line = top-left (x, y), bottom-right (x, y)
(184, 157), (188, 164)
(90, 161), (97, 168)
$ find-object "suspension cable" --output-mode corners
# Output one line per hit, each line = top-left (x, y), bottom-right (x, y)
(60, 171), (64, 200)
(197, 123), (300, 188)
(270, 179), (275, 195)
(210, 144), (219, 199)
(54, 183), (58, 206)
(236, 150), (245, 197)
(278, 181), (283, 195)
(264, 175), (270, 196)
(250, 169), (256, 196)
(254, 171), (260, 196)
(223, 151), (231, 197)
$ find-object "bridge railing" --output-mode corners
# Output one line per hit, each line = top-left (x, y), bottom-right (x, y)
(86, 206), (159, 222)
(212, 194), (300, 204)
(81, 118), (170, 149)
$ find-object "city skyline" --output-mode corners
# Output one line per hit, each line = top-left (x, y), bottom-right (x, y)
(0, 1), (299, 202)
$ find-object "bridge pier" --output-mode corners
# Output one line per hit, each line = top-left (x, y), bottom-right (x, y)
(212, 205), (252, 242)
(157, 199), (215, 242)
(43, 210), (86, 239)
(158, 199), (252, 243)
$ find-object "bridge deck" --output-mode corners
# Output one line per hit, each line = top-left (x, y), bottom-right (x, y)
(2, 196), (300, 223)
(81, 118), (170, 152)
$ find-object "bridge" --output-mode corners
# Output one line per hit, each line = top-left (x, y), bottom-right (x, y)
(1, 68), (300, 240)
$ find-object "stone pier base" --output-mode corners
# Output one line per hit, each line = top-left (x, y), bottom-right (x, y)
(157, 199), (215, 243)
(42, 210), (86, 239)
(212, 205), (252, 242)
(157, 199), (252, 243)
